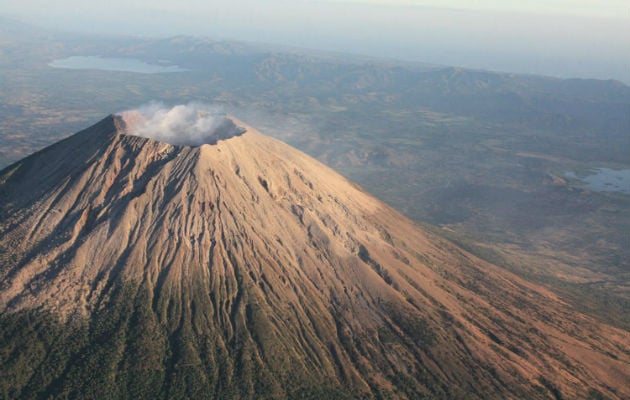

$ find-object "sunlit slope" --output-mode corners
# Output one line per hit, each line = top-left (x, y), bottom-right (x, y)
(0, 114), (628, 399)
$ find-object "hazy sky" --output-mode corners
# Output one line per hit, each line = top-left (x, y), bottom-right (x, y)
(2, 0), (629, 82)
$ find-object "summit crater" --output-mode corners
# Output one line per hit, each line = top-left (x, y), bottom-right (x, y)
(117, 103), (246, 147)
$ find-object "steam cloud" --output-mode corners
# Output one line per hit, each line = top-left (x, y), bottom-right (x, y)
(118, 102), (245, 146)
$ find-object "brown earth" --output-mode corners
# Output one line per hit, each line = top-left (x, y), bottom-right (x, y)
(0, 115), (628, 399)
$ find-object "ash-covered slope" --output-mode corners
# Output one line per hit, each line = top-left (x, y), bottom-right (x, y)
(0, 111), (628, 399)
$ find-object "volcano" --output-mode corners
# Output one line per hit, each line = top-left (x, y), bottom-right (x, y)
(0, 109), (628, 399)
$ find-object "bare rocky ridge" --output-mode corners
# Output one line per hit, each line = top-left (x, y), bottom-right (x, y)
(0, 115), (628, 399)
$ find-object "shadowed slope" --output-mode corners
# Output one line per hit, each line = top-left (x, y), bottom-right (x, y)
(0, 115), (628, 399)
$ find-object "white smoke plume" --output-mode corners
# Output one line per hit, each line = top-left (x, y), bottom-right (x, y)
(118, 102), (245, 146)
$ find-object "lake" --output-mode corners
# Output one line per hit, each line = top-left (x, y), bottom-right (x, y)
(566, 168), (630, 194)
(49, 56), (188, 74)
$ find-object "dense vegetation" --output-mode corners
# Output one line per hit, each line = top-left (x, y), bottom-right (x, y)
(0, 287), (358, 400)
(0, 286), (467, 399)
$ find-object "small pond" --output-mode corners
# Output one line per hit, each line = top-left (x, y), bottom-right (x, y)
(566, 168), (630, 194)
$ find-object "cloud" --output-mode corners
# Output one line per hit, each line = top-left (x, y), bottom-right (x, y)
(118, 102), (245, 146)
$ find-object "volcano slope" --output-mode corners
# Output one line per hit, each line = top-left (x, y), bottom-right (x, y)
(0, 112), (628, 399)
